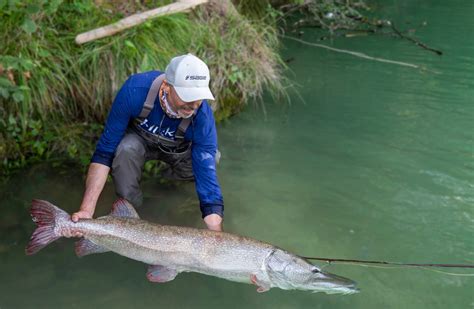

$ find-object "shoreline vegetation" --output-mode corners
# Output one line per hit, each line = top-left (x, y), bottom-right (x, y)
(2, 0), (428, 178)
(1, 0), (289, 176)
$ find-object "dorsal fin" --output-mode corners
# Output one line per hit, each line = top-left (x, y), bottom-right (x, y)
(110, 198), (140, 219)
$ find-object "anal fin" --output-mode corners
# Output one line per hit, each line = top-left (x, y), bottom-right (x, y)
(147, 265), (178, 283)
(75, 238), (110, 257)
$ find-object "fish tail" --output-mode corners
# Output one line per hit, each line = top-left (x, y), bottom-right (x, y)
(25, 199), (69, 255)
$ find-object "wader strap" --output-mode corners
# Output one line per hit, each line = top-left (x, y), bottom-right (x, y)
(138, 73), (166, 119)
(175, 117), (192, 140)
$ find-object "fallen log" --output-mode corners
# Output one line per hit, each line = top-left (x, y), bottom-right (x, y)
(75, 0), (209, 45)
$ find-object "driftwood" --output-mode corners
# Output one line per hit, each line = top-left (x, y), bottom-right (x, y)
(282, 35), (422, 70)
(75, 0), (209, 45)
(390, 22), (443, 56)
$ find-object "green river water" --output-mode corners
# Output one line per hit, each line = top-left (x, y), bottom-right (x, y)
(1, 0), (473, 308)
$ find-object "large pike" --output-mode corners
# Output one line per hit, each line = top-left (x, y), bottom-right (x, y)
(26, 199), (358, 294)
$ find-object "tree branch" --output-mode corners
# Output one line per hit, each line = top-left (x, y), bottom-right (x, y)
(75, 0), (209, 45)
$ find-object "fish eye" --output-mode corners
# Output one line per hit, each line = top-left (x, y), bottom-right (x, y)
(311, 268), (320, 273)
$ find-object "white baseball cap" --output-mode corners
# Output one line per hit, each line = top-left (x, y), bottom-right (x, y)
(165, 53), (215, 102)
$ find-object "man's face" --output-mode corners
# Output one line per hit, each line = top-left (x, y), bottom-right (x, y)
(166, 83), (202, 118)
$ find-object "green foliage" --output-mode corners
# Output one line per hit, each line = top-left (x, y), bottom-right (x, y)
(235, 0), (271, 19)
(0, 116), (102, 175)
(192, 4), (288, 110)
(0, 0), (289, 176)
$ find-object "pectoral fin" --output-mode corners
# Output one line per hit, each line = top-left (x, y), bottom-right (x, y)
(146, 265), (178, 283)
(250, 274), (270, 293)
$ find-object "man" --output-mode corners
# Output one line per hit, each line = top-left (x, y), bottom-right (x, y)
(69, 54), (223, 232)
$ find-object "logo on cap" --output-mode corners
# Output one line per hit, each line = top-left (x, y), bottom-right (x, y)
(185, 75), (207, 81)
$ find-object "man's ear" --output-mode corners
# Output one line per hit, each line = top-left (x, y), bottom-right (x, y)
(161, 79), (171, 92)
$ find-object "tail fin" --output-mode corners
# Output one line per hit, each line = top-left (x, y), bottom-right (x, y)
(25, 199), (69, 255)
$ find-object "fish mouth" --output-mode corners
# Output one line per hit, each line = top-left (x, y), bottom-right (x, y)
(310, 271), (359, 294)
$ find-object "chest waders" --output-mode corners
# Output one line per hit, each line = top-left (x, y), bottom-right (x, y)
(111, 74), (195, 208)
(131, 73), (194, 163)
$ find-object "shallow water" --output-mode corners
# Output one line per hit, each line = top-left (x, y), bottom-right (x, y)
(1, 0), (473, 308)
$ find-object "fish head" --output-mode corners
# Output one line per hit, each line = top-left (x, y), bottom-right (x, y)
(265, 249), (358, 295)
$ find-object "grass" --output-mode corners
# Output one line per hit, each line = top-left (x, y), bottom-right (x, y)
(0, 0), (288, 175)
(192, 3), (289, 120)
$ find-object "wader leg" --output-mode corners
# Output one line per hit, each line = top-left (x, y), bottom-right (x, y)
(111, 132), (147, 208)
(161, 152), (194, 181)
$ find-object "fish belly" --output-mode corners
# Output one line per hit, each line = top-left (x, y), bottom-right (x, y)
(84, 233), (269, 285)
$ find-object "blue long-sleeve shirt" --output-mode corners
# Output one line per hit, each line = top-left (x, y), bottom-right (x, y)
(91, 70), (223, 218)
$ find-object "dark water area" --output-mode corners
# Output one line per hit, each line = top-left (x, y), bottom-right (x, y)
(1, 0), (473, 308)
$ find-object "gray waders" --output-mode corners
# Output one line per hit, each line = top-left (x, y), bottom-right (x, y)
(111, 74), (194, 208)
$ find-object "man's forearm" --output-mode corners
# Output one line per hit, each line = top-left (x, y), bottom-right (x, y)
(80, 163), (110, 216)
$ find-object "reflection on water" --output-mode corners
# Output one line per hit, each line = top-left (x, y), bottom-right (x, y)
(1, 0), (473, 307)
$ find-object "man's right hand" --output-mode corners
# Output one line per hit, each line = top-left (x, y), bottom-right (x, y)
(64, 163), (110, 238)
(63, 210), (93, 238)
(71, 210), (93, 222)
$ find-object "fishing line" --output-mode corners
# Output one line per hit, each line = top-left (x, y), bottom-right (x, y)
(300, 256), (474, 276)
(319, 261), (474, 276)
(416, 267), (474, 277)
(301, 256), (474, 268)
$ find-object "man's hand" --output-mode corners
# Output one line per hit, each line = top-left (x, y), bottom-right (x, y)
(64, 163), (110, 238)
(63, 210), (93, 238)
(71, 210), (93, 222)
(204, 214), (223, 232)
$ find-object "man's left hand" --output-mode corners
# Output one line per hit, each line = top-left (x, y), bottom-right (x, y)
(204, 214), (223, 231)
